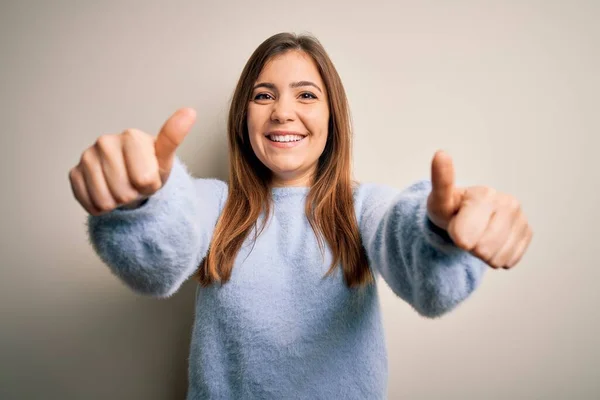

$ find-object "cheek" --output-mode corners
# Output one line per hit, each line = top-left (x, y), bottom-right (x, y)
(246, 109), (263, 156)
(247, 106), (274, 138)
(301, 107), (329, 137)
(246, 106), (259, 132)
(247, 107), (264, 142)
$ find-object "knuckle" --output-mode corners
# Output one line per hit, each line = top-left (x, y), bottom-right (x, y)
(449, 230), (463, 246)
(509, 196), (521, 211)
(95, 200), (117, 212)
(517, 213), (528, 228)
(132, 171), (161, 191)
(454, 235), (472, 251)
(481, 186), (496, 198)
(122, 128), (143, 139)
(125, 195), (141, 205)
(80, 149), (94, 165)
(111, 192), (131, 205)
(475, 244), (493, 262)
(119, 192), (140, 205)
(450, 227), (473, 250)
(68, 167), (77, 182)
(94, 135), (115, 153)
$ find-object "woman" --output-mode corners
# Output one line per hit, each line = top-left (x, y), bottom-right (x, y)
(70, 32), (533, 399)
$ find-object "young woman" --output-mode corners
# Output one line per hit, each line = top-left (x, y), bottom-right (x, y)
(70, 32), (533, 399)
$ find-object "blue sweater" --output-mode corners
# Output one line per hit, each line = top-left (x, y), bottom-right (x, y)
(86, 156), (487, 399)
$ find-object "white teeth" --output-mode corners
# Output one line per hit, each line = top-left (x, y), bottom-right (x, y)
(269, 134), (304, 142)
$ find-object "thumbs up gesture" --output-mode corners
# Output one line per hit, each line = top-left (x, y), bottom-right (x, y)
(426, 150), (533, 269)
(69, 108), (197, 216)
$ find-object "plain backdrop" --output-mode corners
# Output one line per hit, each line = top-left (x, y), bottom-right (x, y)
(1, 0), (598, 399)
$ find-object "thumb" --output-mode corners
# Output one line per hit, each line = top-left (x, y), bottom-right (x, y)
(155, 107), (197, 182)
(429, 150), (460, 215)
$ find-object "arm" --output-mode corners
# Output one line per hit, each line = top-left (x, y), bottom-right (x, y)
(357, 179), (487, 318)
(85, 156), (227, 298)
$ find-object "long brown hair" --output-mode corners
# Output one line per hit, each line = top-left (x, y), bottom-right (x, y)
(194, 32), (373, 289)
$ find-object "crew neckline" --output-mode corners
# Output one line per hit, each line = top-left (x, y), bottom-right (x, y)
(271, 185), (310, 199)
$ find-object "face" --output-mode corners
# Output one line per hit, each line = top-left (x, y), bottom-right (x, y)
(247, 50), (330, 187)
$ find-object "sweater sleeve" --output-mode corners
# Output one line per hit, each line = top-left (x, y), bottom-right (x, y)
(85, 156), (227, 298)
(357, 179), (488, 318)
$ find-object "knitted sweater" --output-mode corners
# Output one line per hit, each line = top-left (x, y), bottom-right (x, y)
(86, 156), (487, 399)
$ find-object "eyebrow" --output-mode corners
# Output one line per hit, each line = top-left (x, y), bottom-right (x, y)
(252, 81), (323, 94)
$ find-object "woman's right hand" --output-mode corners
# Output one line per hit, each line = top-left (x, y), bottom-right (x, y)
(69, 107), (197, 216)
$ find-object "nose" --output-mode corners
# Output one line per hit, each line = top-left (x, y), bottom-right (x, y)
(270, 96), (295, 123)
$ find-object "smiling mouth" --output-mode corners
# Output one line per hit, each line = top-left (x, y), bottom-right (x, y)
(267, 136), (305, 143)
(266, 134), (307, 143)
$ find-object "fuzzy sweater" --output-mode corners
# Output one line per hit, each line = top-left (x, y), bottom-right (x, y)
(86, 156), (488, 399)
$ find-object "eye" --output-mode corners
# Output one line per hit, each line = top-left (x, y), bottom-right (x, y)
(254, 93), (273, 101)
(300, 92), (317, 99)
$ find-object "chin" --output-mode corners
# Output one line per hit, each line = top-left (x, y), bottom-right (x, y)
(271, 166), (302, 177)
(267, 158), (302, 172)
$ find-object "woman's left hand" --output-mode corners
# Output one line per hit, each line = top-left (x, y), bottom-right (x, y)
(426, 150), (533, 269)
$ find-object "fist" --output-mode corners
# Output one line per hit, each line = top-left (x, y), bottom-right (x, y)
(69, 107), (197, 216)
(426, 150), (533, 270)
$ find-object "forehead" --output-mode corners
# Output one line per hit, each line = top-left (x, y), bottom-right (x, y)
(257, 50), (323, 84)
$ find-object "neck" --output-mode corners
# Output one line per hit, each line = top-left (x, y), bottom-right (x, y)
(270, 169), (315, 188)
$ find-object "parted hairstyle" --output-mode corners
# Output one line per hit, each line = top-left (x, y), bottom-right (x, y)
(194, 32), (374, 289)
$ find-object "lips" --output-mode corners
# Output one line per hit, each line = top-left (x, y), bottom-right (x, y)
(264, 132), (306, 148)
(264, 130), (307, 138)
